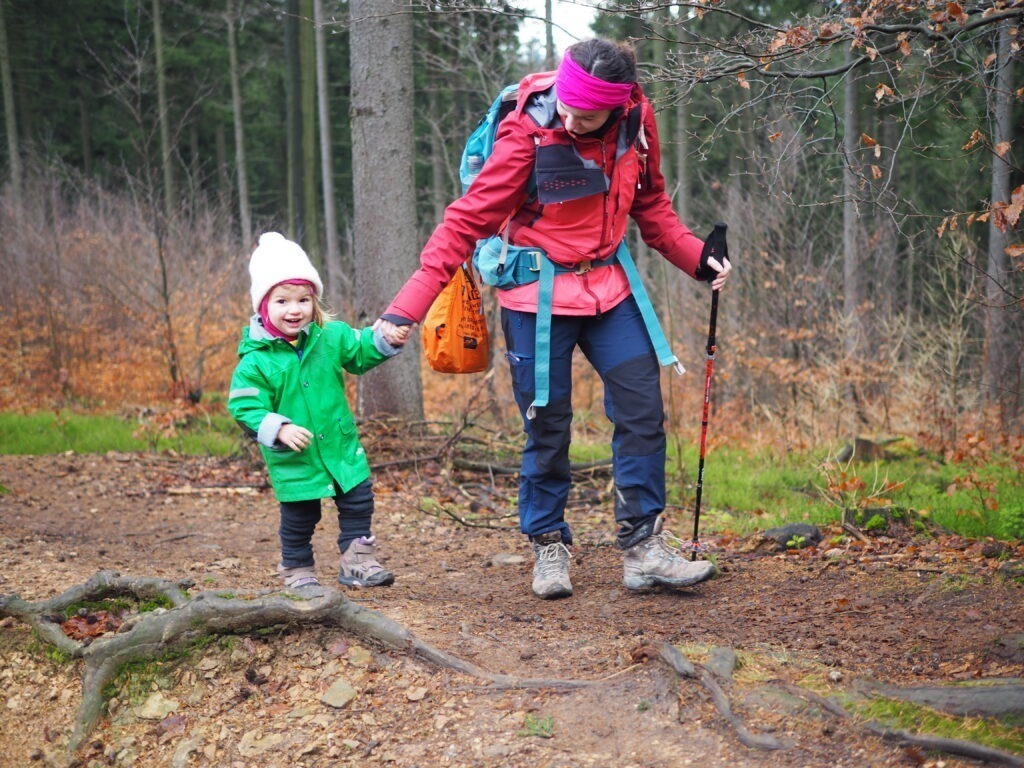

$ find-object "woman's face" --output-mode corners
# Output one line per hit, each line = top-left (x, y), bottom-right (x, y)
(556, 100), (612, 137)
(266, 282), (314, 337)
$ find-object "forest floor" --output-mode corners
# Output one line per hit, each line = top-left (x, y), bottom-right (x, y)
(1, 440), (1023, 768)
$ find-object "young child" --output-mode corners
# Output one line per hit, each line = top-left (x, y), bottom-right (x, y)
(229, 232), (410, 592)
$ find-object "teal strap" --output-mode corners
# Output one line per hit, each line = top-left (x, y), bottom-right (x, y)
(526, 241), (682, 420)
(614, 241), (685, 375)
(528, 256), (556, 419)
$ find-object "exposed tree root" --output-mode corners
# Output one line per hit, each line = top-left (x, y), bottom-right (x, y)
(0, 571), (591, 753)
(640, 642), (787, 751)
(862, 679), (1024, 718)
(10, 574), (1016, 764)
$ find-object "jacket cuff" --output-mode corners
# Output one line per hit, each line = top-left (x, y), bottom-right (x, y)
(380, 313), (414, 326)
(373, 327), (403, 357)
(258, 413), (290, 448)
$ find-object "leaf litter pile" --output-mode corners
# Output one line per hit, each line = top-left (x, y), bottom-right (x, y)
(1, 419), (1022, 768)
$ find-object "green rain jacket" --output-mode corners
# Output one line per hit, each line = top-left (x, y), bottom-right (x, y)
(228, 317), (399, 502)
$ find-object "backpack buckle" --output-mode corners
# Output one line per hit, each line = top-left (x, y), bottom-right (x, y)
(527, 250), (544, 272)
(574, 260), (594, 275)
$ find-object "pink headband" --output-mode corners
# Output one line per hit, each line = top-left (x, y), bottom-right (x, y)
(259, 279), (315, 340)
(555, 50), (634, 110)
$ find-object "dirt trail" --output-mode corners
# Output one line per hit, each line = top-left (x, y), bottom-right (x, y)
(1, 452), (1022, 767)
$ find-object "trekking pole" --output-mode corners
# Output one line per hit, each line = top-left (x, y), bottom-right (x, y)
(691, 223), (729, 560)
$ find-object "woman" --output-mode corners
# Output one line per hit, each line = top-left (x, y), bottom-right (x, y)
(378, 39), (731, 599)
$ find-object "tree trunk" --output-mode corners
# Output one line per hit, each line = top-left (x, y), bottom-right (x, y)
(284, 0), (302, 238)
(983, 19), (1019, 424)
(152, 0), (175, 217)
(314, 0), (341, 300)
(674, 98), (688, 220)
(841, 47), (866, 425)
(226, 0), (252, 247)
(543, 0), (554, 70)
(299, 0), (321, 267)
(350, 0), (422, 418)
(0, 0), (21, 214)
(78, 95), (92, 177)
(428, 86), (446, 223)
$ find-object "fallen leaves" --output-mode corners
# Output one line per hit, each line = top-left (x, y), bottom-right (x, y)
(60, 609), (124, 640)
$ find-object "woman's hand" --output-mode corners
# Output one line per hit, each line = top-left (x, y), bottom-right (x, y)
(277, 423), (312, 452)
(707, 256), (732, 291)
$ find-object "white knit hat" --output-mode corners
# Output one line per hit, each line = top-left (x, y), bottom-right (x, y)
(248, 232), (323, 311)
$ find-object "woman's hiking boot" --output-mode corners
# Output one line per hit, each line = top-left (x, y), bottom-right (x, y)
(619, 517), (715, 590)
(338, 536), (395, 588)
(278, 564), (325, 596)
(531, 531), (573, 599)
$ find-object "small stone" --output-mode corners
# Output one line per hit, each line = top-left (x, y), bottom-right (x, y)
(347, 645), (373, 667)
(135, 692), (179, 720)
(407, 686), (429, 702)
(237, 730), (285, 757)
(321, 678), (358, 709)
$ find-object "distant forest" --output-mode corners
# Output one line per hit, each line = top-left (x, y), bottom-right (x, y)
(0, 1), (1020, 445)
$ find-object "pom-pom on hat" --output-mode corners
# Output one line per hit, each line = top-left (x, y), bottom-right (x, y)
(248, 232), (323, 311)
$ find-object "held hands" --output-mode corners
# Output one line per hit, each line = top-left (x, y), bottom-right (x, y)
(277, 423), (313, 452)
(373, 318), (413, 346)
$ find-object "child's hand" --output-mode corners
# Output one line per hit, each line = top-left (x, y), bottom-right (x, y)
(277, 423), (313, 452)
(374, 318), (413, 347)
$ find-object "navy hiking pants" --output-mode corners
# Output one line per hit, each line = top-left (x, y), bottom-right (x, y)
(501, 295), (666, 543)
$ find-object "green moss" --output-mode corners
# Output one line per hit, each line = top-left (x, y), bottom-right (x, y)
(62, 594), (175, 619)
(864, 514), (888, 532)
(26, 632), (75, 665)
(849, 696), (1024, 753)
(101, 635), (217, 703)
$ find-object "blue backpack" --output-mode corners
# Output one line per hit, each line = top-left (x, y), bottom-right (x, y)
(459, 83), (522, 194)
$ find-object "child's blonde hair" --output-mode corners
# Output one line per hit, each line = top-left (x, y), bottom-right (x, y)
(311, 291), (335, 325)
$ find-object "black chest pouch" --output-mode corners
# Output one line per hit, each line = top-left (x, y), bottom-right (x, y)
(533, 142), (609, 205)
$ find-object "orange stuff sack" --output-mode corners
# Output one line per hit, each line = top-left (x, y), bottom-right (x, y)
(421, 263), (490, 373)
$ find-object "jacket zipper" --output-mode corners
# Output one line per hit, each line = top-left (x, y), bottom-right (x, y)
(599, 140), (610, 248)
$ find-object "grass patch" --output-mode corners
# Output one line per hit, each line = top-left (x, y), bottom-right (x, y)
(518, 713), (555, 739)
(2, 410), (1020, 541)
(0, 408), (240, 456)
(664, 444), (1022, 541)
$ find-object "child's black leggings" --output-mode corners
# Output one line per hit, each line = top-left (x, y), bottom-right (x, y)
(278, 479), (375, 568)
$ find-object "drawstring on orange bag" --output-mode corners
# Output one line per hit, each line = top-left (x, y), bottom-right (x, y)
(422, 263), (490, 373)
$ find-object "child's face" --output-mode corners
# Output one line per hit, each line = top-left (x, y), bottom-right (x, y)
(266, 283), (315, 337)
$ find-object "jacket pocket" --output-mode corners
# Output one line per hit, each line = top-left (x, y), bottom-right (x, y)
(505, 351), (535, 398)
